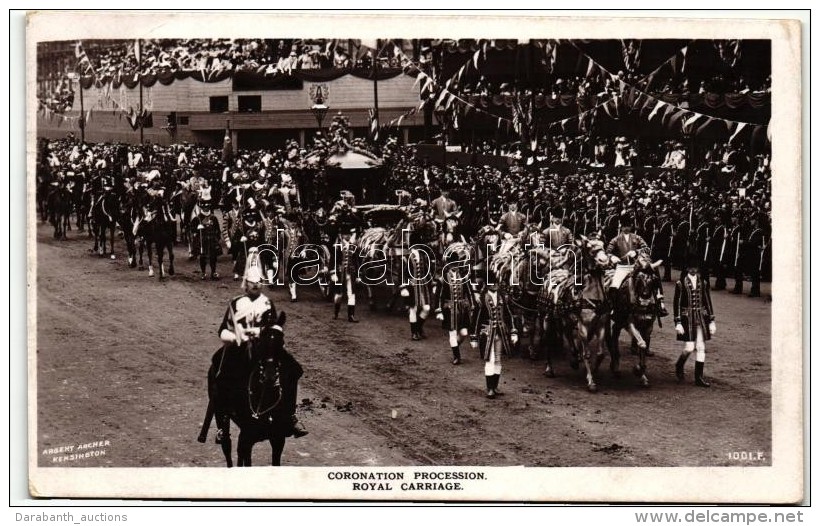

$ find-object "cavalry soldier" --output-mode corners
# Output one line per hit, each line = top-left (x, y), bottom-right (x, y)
(473, 272), (517, 399)
(190, 196), (222, 280)
(215, 254), (308, 439)
(438, 250), (474, 365)
(673, 252), (717, 387)
(606, 222), (669, 317)
(332, 227), (360, 323)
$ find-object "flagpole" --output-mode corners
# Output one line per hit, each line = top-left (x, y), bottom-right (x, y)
(372, 39), (380, 142)
(79, 75), (85, 144)
(138, 38), (144, 145)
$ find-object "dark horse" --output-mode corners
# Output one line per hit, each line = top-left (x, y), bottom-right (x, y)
(609, 255), (663, 388)
(46, 184), (72, 239)
(198, 311), (299, 467)
(139, 194), (176, 279)
(90, 191), (120, 258)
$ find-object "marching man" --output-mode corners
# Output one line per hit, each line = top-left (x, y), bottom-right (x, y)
(473, 272), (517, 399)
(332, 227), (359, 323)
(673, 253), (718, 387)
(190, 196), (222, 280)
(438, 250), (474, 365)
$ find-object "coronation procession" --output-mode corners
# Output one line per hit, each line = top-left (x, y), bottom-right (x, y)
(34, 34), (774, 471)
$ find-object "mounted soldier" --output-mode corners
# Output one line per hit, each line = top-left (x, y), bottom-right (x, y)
(206, 252), (308, 450)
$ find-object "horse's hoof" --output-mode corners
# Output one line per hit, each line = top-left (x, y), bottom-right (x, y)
(645, 350), (655, 357)
(641, 378), (650, 388)
(148, 270), (154, 277)
(544, 367), (555, 378)
(169, 268), (175, 276)
(633, 365), (643, 377)
(588, 383), (598, 393)
(110, 254), (116, 260)
(138, 266), (144, 271)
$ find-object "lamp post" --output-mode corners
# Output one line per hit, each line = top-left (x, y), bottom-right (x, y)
(310, 90), (329, 130)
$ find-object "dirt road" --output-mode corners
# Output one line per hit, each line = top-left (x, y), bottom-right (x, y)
(35, 224), (772, 468)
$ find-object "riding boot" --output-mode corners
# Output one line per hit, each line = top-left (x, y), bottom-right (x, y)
(492, 374), (504, 396)
(485, 375), (496, 399)
(417, 317), (427, 339)
(451, 346), (461, 365)
(694, 361), (711, 387)
(411, 322), (421, 341)
(675, 353), (689, 382)
(347, 305), (359, 323)
(333, 302), (342, 320)
(289, 415), (309, 438)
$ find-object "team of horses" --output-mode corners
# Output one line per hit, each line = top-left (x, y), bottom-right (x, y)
(40, 178), (666, 466)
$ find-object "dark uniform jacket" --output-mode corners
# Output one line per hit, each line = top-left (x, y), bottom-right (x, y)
(191, 212), (223, 257)
(673, 274), (715, 342)
(474, 289), (515, 361)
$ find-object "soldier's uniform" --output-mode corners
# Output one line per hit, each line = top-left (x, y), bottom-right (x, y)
(438, 259), (474, 365)
(231, 207), (265, 281)
(607, 225), (668, 317)
(673, 255), (717, 387)
(542, 215), (573, 249)
(728, 217), (749, 295)
(332, 229), (359, 323)
(214, 260), (307, 440)
(498, 204), (526, 237)
(190, 199), (222, 280)
(473, 279), (517, 399)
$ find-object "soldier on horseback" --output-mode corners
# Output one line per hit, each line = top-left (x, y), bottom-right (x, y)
(215, 256), (308, 439)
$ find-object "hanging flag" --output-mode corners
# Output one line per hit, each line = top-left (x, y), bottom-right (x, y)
(648, 99), (666, 121)
(683, 112), (705, 133)
(368, 108), (380, 142)
(728, 122), (747, 143)
(222, 121), (233, 163)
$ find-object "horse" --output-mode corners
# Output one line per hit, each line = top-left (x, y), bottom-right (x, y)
(73, 176), (92, 233)
(609, 255), (663, 388)
(46, 184), (72, 240)
(359, 224), (407, 312)
(198, 311), (297, 467)
(90, 190), (120, 258)
(553, 236), (616, 392)
(139, 193), (176, 279)
(169, 182), (198, 256)
(263, 213), (314, 302)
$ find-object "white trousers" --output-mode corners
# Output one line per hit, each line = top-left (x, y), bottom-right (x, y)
(683, 326), (706, 361)
(484, 336), (503, 376)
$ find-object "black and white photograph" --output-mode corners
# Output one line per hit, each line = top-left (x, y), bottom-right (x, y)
(25, 12), (803, 502)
